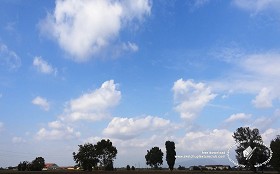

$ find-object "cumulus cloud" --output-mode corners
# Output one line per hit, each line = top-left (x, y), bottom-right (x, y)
(177, 129), (234, 152)
(233, 0), (280, 14)
(0, 43), (21, 70)
(261, 128), (280, 144)
(36, 123), (80, 141)
(103, 116), (177, 139)
(32, 96), (50, 111)
(252, 87), (273, 108)
(40, 0), (151, 61)
(224, 113), (251, 123)
(173, 79), (216, 121)
(33, 56), (57, 75)
(61, 80), (121, 122)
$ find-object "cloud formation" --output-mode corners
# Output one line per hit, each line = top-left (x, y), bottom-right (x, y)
(33, 56), (57, 75)
(40, 0), (151, 61)
(103, 116), (176, 139)
(0, 122), (3, 132)
(224, 113), (251, 123)
(61, 80), (121, 122)
(32, 96), (50, 111)
(173, 79), (216, 121)
(0, 43), (21, 70)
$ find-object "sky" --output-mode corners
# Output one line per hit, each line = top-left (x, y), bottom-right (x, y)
(0, 0), (280, 168)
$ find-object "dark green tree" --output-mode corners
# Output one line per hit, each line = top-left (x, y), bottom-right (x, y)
(165, 141), (176, 171)
(32, 157), (45, 171)
(131, 166), (135, 170)
(233, 127), (270, 172)
(18, 161), (29, 171)
(73, 143), (98, 171)
(270, 135), (280, 172)
(126, 165), (131, 170)
(145, 146), (163, 169)
(94, 139), (117, 171)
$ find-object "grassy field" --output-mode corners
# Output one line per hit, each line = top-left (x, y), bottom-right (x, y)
(0, 170), (278, 174)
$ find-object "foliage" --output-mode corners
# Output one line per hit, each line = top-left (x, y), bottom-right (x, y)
(73, 143), (98, 171)
(165, 141), (176, 171)
(131, 166), (135, 170)
(31, 157), (45, 171)
(145, 146), (163, 169)
(270, 135), (280, 172)
(233, 127), (269, 171)
(73, 139), (117, 171)
(94, 139), (117, 170)
(126, 165), (130, 170)
(17, 157), (45, 171)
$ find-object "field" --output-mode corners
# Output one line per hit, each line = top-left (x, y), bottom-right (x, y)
(0, 170), (278, 174)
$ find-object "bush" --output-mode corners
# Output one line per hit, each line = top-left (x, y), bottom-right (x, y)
(126, 165), (130, 170)
(131, 166), (135, 170)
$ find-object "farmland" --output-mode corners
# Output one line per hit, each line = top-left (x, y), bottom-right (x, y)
(0, 170), (278, 174)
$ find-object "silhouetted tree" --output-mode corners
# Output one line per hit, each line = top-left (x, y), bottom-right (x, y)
(73, 143), (98, 171)
(131, 166), (135, 170)
(165, 141), (176, 171)
(94, 139), (117, 170)
(233, 127), (269, 172)
(270, 135), (280, 172)
(126, 165), (130, 170)
(31, 157), (45, 171)
(145, 146), (163, 169)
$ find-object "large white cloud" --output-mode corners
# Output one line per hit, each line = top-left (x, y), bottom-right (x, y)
(252, 87), (273, 108)
(61, 80), (121, 122)
(173, 79), (217, 121)
(0, 43), (21, 70)
(40, 0), (151, 61)
(103, 116), (178, 139)
(32, 96), (50, 111)
(33, 56), (57, 75)
(36, 125), (80, 141)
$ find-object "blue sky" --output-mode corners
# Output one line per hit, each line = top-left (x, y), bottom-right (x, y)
(0, 0), (280, 168)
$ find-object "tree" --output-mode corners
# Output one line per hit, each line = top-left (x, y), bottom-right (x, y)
(131, 166), (135, 170)
(126, 165), (130, 170)
(31, 157), (45, 171)
(270, 135), (280, 172)
(18, 161), (29, 171)
(73, 143), (98, 171)
(94, 139), (117, 170)
(145, 146), (163, 169)
(233, 127), (269, 171)
(165, 141), (176, 171)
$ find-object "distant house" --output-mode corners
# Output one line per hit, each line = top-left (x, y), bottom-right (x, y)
(43, 163), (60, 170)
(205, 165), (230, 170)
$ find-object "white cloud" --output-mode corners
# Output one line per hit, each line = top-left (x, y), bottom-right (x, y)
(48, 120), (63, 129)
(252, 87), (273, 108)
(177, 129), (234, 152)
(0, 43), (21, 70)
(261, 128), (280, 145)
(224, 113), (251, 123)
(32, 96), (50, 111)
(33, 56), (57, 75)
(173, 79), (216, 121)
(233, 0), (280, 14)
(103, 116), (178, 139)
(62, 80), (121, 122)
(40, 0), (151, 61)
(36, 123), (80, 141)
(12, 137), (26, 143)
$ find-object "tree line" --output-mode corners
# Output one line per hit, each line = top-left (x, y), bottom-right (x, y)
(17, 127), (280, 172)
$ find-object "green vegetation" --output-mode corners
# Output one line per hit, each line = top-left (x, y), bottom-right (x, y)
(145, 146), (164, 169)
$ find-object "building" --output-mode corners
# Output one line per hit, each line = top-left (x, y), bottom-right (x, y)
(43, 163), (60, 170)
